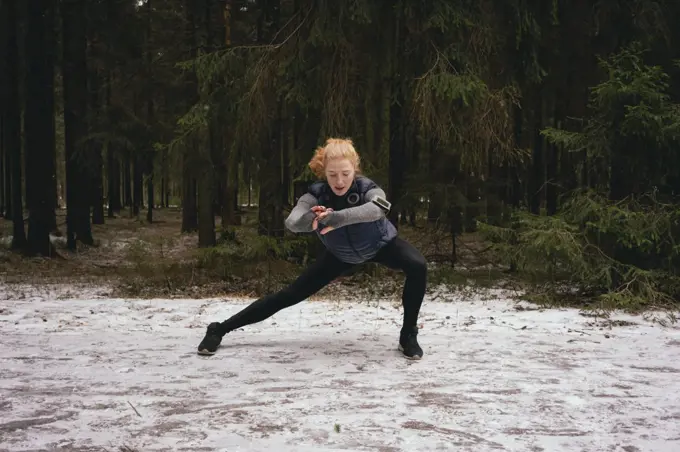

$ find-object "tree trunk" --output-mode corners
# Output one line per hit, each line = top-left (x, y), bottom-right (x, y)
(220, 124), (239, 227)
(0, 117), (5, 218)
(145, 0), (154, 224)
(182, 164), (198, 232)
(427, 139), (443, 224)
(44, 0), (58, 233)
(106, 71), (121, 217)
(62, 0), (93, 249)
(528, 90), (544, 215)
(198, 0), (216, 244)
(160, 156), (166, 209)
(258, 103), (285, 237)
(123, 148), (132, 207)
(85, 1), (105, 226)
(256, 0), (284, 237)
(197, 164), (216, 247)
(221, 153), (238, 226)
(247, 167), (251, 206)
(281, 108), (291, 208)
(463, 176), (480, 233)
(485, 152), (504, 226)
(387, 15), (406, 229)
(3, 0), (27, 249)
(408, 133), (421, 227)
(0, 1), (10, 219)
(88, 61), (105, 225)
(545, 126), (559, 216)
(162, 153), (169, 208)
(146, 164), (154, 223)
(132, 153), (142, 217)
(448, 201), (463, 267)
(25, 0), (58, 256)
(509, 104), (524, 208)
(107, 144), (120, 217)
(181, 0), (198, 232)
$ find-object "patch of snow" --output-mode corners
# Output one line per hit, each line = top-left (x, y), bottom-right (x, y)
(0, 234), (67, 248)
(0, 283), (114, 303)
(1, 287), (679, 451)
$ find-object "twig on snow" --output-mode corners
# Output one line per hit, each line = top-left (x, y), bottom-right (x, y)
(127, 401), (142, 417)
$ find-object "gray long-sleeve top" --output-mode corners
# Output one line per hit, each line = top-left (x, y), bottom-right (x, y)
(284, 188), (388, 233)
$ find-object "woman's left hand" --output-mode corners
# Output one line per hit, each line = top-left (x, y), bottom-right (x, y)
(313, 210), (335, 235)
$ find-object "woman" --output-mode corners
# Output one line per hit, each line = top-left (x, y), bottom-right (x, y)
(197, 138), (428, 359)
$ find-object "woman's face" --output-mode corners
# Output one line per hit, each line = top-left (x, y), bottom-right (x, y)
(325, 158), (355, 196)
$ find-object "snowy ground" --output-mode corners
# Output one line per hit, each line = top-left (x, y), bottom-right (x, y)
(1, 285), (680, 452)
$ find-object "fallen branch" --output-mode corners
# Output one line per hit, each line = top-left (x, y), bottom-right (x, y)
(127, 401), (142, 418)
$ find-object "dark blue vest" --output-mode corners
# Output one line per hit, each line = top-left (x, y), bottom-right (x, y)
(308, 176), (397, 264)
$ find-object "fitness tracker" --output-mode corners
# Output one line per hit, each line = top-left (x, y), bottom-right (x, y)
(371, 196), (391, 213)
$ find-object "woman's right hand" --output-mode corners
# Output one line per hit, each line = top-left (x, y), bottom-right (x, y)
(311, 206), (331, 214)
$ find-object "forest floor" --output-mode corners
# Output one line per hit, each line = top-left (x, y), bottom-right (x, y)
(0, 207), (508, 302)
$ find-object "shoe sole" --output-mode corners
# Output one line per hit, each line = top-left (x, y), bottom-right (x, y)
(197, 348), (216, 356)
(398, 344), (422, 360)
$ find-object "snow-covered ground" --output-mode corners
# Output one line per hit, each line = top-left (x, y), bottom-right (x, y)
(1, 284), (680, 452)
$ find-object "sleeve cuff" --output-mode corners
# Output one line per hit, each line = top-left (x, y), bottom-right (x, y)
(321, 210), (347, 228)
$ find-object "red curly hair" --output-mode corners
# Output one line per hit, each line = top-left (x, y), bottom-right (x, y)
(308, 137), (361, 178)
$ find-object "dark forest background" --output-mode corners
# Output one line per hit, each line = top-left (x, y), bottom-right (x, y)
(1, 0), (679, 311)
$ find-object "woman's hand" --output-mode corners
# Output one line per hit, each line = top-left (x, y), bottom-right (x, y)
(311, 206), (335, 234)
(311, 206), (331, 214)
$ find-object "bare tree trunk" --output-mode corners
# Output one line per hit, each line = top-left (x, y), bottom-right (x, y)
(3, 0), (27, 249)
(105, 70), (121, 217)
(146, 165), (154, 222)
(545, 123), (559, 215)
(182, 169), (198, 232)
(0, 2), (8, 220)
(197, 164), (216, 247)
(0, 117), (5, 218)
(427, 139), (443, 224)
(25, 0), (58, 256)
(220, 143), (238, 226)
(256, 0), (284, 237)
(258, 103), (284, 237)
(0, 3), (9, 219)
(181, 0), (199, 232)
(88, 59), (105, 225)
(162, 153), (169, 208)
(160, 157), (166, 209)
(62, 0), (94, 249)
(197, 0), (216, 245)
(132, 152), (142, 217)
(145, 0), (154, 224)
(387, 13), (406, 229)
(281, 107), (291, 207)
(123, 148), (132, 207)
(408, 133), (421, 227)
(107, 144), (120, 217)
(528, 90), (544, 215)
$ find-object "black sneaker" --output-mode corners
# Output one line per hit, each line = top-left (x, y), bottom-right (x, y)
(197, 322), (224, 355)
(398, 326), (423, 360)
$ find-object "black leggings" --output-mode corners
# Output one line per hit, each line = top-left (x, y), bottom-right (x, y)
(218, 237), (427, 335)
